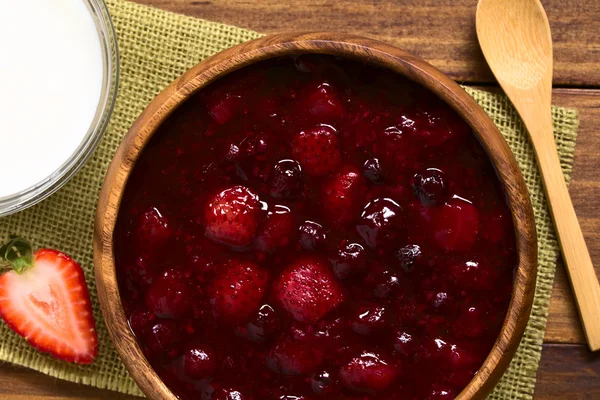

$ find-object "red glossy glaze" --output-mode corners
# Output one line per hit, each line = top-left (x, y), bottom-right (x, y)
(114, 55), (517, 400)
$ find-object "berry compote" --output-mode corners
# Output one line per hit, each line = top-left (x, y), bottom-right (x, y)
(114, 55), (517, 400)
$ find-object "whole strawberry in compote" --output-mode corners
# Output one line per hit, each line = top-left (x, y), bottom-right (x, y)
(274, 255), (345, 323)
(207, 258), (268, 323)
(321, 165), (366, 226)
(114, 55), (517, 400)
(291, 124), (342, 177)
(254, 205), (296, 253)
(145, 269), (193, 319)
(204, 185), (263, 247)
(339, 351), (399, 394)
(266, 336), (325, 375)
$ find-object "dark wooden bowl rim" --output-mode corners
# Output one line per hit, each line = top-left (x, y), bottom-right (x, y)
(94, 32), (537, 400)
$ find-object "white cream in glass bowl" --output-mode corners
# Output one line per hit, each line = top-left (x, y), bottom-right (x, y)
(0, 0), (118, 216)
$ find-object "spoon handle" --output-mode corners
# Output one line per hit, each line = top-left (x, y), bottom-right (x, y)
(526, 112), (600, 352)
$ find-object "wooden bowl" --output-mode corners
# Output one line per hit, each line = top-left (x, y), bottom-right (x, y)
(94, 32), (537, 400)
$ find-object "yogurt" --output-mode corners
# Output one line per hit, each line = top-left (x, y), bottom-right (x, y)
(0, 0), (104, 199)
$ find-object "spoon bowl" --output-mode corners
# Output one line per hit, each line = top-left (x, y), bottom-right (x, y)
(477, 0), (551, 91)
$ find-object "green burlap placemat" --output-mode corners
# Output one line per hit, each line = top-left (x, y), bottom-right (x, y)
(0, 0), (579, 398)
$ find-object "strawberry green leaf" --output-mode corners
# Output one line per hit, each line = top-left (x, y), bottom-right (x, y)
(0, 235), (33, 273)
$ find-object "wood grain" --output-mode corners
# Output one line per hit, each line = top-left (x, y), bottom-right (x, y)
(1, 0), (599, 399)
(477, 0), (600, 351)
(0, 364), (136, 400)
(0, 342), (598, 400)
(125, 0), (600, 350)
(94, 33), (537, 400)
(536, 344), (600, 399)
(130, 0), (600, 87)
(544, 88), (600, 345)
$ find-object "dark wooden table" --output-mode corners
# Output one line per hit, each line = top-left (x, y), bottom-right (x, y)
(1, 1), (599, 399)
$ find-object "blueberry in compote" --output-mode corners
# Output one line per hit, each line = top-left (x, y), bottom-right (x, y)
(115, 55), (517, 400)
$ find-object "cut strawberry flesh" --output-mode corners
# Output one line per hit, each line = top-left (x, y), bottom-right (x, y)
(114, 55), (517, 399)
(0, 249), (97, 364)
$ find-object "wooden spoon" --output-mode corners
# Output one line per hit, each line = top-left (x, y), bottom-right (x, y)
(476, 0), (600, 351)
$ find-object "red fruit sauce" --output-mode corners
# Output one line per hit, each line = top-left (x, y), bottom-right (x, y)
(114, 55), (517, 400)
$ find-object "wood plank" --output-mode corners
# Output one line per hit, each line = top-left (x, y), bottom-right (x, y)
(535, 344), (600, 399)
(0, 363), (137, 400)
(0, 343), (597, 400)
(132, 0), (600, 87)
(0, 88), (592, 395)
(1, 2), (597, 398)
(545, 88), (600, 345)
(0, 45), (596, 400)
(121, 0), (600, 344)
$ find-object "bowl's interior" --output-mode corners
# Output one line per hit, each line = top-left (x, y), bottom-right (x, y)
(95, 33), (537, 400)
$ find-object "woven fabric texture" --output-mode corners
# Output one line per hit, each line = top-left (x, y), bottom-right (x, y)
(0, 0), (579, 398)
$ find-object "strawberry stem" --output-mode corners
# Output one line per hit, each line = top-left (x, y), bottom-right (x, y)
(0, 235), (33, 274)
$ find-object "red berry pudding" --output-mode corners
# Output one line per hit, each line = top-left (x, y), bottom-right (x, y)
(114, 55), (517, 400)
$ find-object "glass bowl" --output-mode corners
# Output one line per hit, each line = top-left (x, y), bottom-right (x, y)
(0, 0), (119, 217)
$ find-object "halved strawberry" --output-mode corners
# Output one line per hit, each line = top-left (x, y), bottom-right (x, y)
(0, 236), (98, 364)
